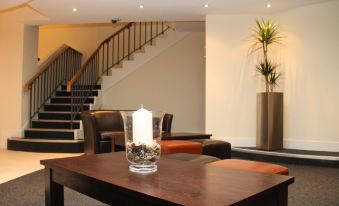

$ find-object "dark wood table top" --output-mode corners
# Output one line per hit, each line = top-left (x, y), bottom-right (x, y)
(41, 152), (294, 206)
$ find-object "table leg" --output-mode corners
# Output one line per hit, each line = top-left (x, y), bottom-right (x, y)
(111, 137), (116, 152)
(45, 168), (64, 206)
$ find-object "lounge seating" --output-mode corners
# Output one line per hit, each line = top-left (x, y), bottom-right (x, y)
(208, 159), (289, 175)
(81, 110), (173, 154)
(161, 139), (231, 159)
(161, 140), (203, 155)
(165, 153), (220, 164)
(190, 139), (231, 159)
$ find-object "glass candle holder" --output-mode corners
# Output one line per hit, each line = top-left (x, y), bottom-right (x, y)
(121, 108), (164, 173)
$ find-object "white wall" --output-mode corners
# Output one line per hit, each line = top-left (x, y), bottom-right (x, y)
(206, 1), (339, 151)
(102, 32), (205, 132)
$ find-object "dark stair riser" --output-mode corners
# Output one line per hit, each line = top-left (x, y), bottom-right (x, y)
(38, 113), (81, 120)
(32, 121), (80, 129)
(7, 139), (83, 153)
(44, 104), (90, 112)
(51, 98), (94, 104)
(61, 85), (101, 90)
(55, 91), (98, 97)
(25, 130), (75, 140)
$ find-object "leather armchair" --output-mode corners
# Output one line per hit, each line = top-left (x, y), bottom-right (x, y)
(81, 110), (173, 154)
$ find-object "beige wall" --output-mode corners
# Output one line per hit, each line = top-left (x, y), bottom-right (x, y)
(102, 32), (205, 132)
(21, 25), (39, 128)
(38, 24), (123, 62)
(0, 20), (24, 148)
(0, 6), (41, 148)
(206, 1), (339, 151)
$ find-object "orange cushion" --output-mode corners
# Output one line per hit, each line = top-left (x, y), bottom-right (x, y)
(208, 159), (289, 175)
(161, 140), (202, 155)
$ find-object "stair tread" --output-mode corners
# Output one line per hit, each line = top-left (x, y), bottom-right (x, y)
(25, 128), (76, 132)
(9, 137), (83, 143)
(58, 89), (100, 92)
(32, 119), (81, 123)
(45, 103), (91, 106)
(52, 96), (96, 98)
(39, 111), (80, 114)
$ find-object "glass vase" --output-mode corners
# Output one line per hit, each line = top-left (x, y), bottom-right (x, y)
(121, 109), (164, 173)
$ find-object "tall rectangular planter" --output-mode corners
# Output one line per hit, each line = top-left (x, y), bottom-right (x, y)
(256, 92), (283, 151)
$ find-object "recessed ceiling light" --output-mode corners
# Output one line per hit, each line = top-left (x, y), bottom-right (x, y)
(266, 4), (271, 8)
(204, 4), (209, 8)
(139, 5), (144, 9)
(72, 8), (77, 12)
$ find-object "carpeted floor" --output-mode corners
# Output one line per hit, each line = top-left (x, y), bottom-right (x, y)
(0, 163), (338, 206)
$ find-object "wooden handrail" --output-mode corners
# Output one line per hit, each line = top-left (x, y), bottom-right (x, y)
(24, 45), (82, 92)
(66, 22), (134, 92)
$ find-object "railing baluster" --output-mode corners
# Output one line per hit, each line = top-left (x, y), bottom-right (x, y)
(128, 26), (131, 60)
(123, 30), (125, 60)
(134, 23), (136, 51)
(106, 42), (109, 75)
(150, 22), (153, 45)
(29, 86), (32, 127)
(145, 22), (147, 45)
(112, 36), (115, 66)
(139, 22), (142, 49)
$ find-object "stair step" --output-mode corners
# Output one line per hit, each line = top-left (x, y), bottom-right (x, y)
(113, 63), (123, 68)
(55, 90), (99, 97)
(61, 84), (101, 90)
(7, 137), (84, 153)
(24, 128), (75, 140)
(32, 119), (80, 129)
(38, 112), (81, 120)
(51, 97), (94, 104)
(44, 104), (90, 112)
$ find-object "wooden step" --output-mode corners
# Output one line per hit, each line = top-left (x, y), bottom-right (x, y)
(38, 111), (81, 120)
(55, 90), (99, 97)
(44, 104), (90, 112)
(24, 128), (76, 140)
(32, 119), (80, 129)
(7, 137), (84, 153)
(61, 84), (101, 90)
(51, 97), (94, 104)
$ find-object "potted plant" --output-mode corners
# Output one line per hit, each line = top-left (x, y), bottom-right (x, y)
(250, 18), (284, 151)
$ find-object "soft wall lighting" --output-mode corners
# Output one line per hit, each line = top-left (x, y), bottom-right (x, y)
(139, 5), (144, 9)
(266, 4), (271, 8)
(204, 4), (209, 8)
(72, 8), (77, 12)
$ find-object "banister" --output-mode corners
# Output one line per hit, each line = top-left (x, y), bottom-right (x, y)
(66, 22), (171, 128)
(24, 44), (82, 92)
(66, 22), (134, 92)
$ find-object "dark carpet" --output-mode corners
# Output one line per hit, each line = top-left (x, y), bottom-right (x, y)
(0, 164), (338, 206)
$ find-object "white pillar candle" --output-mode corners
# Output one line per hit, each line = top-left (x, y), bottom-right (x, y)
(132, 107), (153, 145)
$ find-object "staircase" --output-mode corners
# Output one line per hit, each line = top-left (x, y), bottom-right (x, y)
(7, 22), (171, 153)
(8, 84), (101, 153)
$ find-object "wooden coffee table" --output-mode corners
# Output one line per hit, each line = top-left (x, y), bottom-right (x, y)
(41, 152), (294, 206)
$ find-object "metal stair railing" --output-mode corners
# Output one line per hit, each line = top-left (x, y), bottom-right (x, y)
(24, 45), (82, 127)
(66, 22), (171, 128)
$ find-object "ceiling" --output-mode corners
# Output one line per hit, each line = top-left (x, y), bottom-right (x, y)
(1, 0), (336, 24)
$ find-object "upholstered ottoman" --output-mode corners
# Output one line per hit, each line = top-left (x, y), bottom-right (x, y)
(161, 140), (202, 155)
(190, 139), (231, 159)
(165, 153), (220, 164)
(208, 159), (289, 175)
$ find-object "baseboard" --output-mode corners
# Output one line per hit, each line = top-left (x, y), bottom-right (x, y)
(212, 136), (339, 152)
(212, 137), (256, 147)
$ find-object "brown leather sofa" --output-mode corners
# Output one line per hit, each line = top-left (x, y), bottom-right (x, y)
(81, 110), (173, 154)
